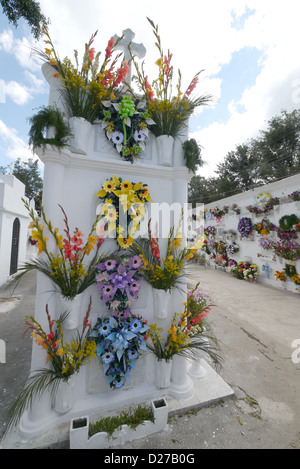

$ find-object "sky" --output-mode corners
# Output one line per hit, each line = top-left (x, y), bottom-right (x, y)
(0, 0), (300, 178)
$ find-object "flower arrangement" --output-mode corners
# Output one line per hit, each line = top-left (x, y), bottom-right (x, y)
(227, 259), (237, 274)
(259, 237), (275, 250)
(5, 300), (96, 435)
(147, 295), (220, 365)
(39, 26), (130, 123)
(224, 229), (237, 239)
(288, 190), (300, 202)
(96, 175), (152, 249)
(100, 95), (155, 163)
(204, 226), (216, 237)
(275, 270), (287, 282)
(246, 197), (280, 215)
(95, 256), (143, 312)
(235, 262), (251, 280)
(211, 206), (228, 222)
(186, 283), (214, 329)
(273, 240), (300, 261)
(226, 241), (240, 255)
(16, 199), (105, 299)
(129, 217), (200, 292)
(230, 203), (241, 215)
(242, 264), (259, 281)
(237, 217), (253, 238)
(89, 313), (149, 390)
(291, 273), (300, 289)
(253, 218), (276, 235)
(129, 17), (212, 138)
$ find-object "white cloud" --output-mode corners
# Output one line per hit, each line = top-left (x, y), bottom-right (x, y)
(0, 28), (14, 52)
(4, 80), (31, 105)
(0, 120), (32, 161)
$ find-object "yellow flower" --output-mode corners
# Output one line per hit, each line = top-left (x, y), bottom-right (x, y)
(105, 209), (117, 223)
(117, 236), (133, 249)
(121, 181), (133, 192)
(103, 180), (116, 192)
(56, 348), (64, 356)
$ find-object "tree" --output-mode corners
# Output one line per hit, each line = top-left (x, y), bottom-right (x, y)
(215, 143), (260, 192)
(0, 0), (49, 40)
(254, 109), (300, 182)
(12, 158), (43, 213)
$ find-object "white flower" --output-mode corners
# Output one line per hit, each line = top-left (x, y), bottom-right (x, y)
(111, 131), (124, 145)
(133, 129), (147, 142)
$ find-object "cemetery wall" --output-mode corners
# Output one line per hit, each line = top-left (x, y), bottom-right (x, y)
(202, 173), (300, 294)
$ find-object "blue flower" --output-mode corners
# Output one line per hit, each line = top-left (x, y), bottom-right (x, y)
(112, 376), (126, 389)
(129, 318), (143, 333)
(98, 322), (112, 337)
(127, 349), (140, 360)
(101, 351), (115, 365)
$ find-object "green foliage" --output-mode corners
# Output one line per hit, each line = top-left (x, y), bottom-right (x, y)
(182, 138), (204, 173)
(88, 405), (154, 438)
(28, 105), (73, 153)
(0, 0), (49, 39)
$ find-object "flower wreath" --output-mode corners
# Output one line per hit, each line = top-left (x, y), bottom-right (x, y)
(238, 217), (253, 238)
(256, 192), (271, 206)
(284, 263), (297, 278)
(226, 241), (240, 255)
(95, 256), (143, 312)
(96, 175), (152, 249)
(279, 214), (299, 231)
(89, 313), (149, 390)
(253, 218), (276, 235)
(100, 95), (155, 163)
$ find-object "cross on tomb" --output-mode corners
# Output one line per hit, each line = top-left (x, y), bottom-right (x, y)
(113, 28), (146, 84)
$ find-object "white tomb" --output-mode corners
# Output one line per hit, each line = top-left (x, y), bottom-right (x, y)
(0, 174), (30, 286)
(8, 32), (234, 448)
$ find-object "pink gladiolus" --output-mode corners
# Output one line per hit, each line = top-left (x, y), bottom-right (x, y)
(113, 61), (130, 88)
(185, 73), (199, 97)
(88, 47), (95, 62)
(105, 37), (114, 58)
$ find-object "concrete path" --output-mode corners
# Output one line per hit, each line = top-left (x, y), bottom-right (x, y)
(0, 265), (299, 449)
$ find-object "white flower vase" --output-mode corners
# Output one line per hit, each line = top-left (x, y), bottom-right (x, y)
(156, 135), (174, 166)
(188, 360), (207, 379)
(170, 354), (194, 399)
(54, 375), (76, 414)
(69, 117), (93, 155)
(58, 292), (84, 330)
(154, 359), (172, 389)
(153, 288), (170, 319)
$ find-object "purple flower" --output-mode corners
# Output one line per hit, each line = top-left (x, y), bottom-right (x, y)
(129, 255), (143, 269)
(113, 309), (131, 320)
(104, 259), (118, 271)
(101, 285), (116, 303)
(129, 280), (141, 295)
(109, 264), (135, 291)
